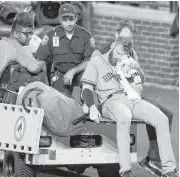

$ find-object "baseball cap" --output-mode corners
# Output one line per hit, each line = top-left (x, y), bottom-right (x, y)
(59, 3), (76, 18)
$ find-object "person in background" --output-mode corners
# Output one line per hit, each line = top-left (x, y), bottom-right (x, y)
(0, 11), (47, 167)
(99, 19), (174, 176)
(0, 12), (45, 74)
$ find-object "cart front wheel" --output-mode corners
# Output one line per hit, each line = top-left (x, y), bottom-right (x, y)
(3, 151), (36, 177)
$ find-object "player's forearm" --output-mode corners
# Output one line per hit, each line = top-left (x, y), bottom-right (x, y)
(137, 67), (146, 84)
(71, 61), (89, 74)
(82, 88), (95, 108)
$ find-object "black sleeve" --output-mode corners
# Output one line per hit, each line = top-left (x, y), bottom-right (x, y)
(82, 88), (94, 108)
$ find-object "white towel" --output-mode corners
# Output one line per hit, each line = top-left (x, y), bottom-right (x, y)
(116, 61), (141, 100)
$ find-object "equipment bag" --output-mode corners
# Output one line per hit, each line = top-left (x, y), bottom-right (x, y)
(16, 81), (85, 137)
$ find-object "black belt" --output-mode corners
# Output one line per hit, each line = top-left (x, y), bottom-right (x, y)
(101, 90), (125, 106)
(107, 90), (124, 100)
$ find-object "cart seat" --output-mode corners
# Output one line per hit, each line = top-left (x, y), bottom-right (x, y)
(0, 62), (48, 104)
(71, 112), (146, 125)
(99, 117), (146, 125)
(0, 62), (20, 103)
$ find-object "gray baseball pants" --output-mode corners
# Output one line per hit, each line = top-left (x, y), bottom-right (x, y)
(102, 93), (176, 174)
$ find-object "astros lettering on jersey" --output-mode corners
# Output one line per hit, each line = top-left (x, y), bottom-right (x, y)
(81, 54), (124, 103)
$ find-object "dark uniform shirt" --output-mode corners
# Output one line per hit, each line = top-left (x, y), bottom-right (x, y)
(35, 25), (94, 73)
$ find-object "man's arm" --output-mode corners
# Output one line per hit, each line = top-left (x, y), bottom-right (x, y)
(16, 47), (43, 74)
(81, 84), (100, 123)
(80, 57), (98, 107)
(131, 49), (146, 84)
(137, 67), (146, 84)
(82, 84), (95, 107)
(26, 60), (43, 74)
(80, 56), (98, 105)
(34, 32), (53, 62)
(81, 57), (100, 123)
(71, 61), (89, 75)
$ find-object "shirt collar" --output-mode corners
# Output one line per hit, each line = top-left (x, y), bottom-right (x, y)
(58, 28), (66, 39)
(73, 26), (80, 38)
(58, 26), (80, 39)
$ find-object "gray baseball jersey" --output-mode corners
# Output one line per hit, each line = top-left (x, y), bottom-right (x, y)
(81, 54), (124, 103)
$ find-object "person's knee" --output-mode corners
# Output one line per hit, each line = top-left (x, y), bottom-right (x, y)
(155, 114), (169, 128)
(141, 101), (169, 127)
(112, 103), (132, 124)
(143, 98), (173, 126)
(159, 105), (173, 125)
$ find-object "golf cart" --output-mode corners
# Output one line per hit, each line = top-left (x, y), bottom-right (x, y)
(0, 62), (145, 177)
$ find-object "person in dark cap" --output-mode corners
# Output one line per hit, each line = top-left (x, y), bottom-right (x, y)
(0, 12), (44, 74)
(35, 3), (95, 99)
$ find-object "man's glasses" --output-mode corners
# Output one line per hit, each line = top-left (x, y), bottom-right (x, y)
(16, 30), (33, 37)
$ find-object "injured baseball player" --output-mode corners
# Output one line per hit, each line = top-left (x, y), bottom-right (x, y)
(115, 36), (143, 99)
(80, 36), (177, 177)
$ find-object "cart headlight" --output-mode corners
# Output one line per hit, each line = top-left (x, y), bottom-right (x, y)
(39, 136), (52, 147)
(130, 134), (136, 146)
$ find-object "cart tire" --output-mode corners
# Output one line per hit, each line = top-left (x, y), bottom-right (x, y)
(75, 168), (86, 175)
(97, 164), (119, 177)
(3, 151), (36, 177)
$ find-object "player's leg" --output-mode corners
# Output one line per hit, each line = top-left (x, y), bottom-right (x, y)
(140, 97), (173, 175)
(102, 95), (133, 175)
(132, 100), (176, 176)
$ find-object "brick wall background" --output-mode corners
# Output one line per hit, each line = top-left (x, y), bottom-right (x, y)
(91, 3), (179, 85)
(2, 2), (179, 86)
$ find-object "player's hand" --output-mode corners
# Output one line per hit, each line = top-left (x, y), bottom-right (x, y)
(63, 69), (76, 85)
(118, 57), (130, 68)
(89, 105), (101, 123)
(134, 75), (142, 84)
(131, 60), (140, 69)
